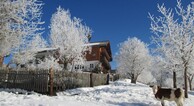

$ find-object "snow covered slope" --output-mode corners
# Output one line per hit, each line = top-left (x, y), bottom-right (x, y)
(0, 79), (193, 106)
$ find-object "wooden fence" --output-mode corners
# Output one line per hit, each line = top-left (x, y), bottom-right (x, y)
(0, 69), (49, 93)
(52, 71), (108, 92)
(53, 71), (90, 91)
(0, 68), (109, 95)
(110, 74), (120, 81)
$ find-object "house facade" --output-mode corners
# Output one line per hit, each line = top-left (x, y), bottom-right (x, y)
(74, 41), (112, 73)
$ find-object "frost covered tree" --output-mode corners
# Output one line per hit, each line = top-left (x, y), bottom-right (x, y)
(116, 37), (152, 84)
(149, 1), (194, 98)
(138, 69), (155, 85)
(151, 45), (181, 88)
(50, 7), (91, 70)
(0, 0), (44, 67)
(151, 56), (173, 87)
(27, 56), (62, 70)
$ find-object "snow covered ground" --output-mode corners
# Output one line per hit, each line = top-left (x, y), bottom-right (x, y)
(0, 79), (194, 106)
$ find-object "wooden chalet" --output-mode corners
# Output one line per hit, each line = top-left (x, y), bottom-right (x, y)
(84, 41), (112, 73)
(15, 41), (112, 74)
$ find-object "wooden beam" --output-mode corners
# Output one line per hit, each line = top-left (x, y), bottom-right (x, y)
(0, 55), (4, 67)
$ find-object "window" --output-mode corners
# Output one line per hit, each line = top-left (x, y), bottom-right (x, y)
(75, 65), (79, 69)
(75, 65), (84, 70)
(90, 64), (94, 68)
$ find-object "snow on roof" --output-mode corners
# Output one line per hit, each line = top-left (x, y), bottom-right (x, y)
(13, 48), (58, 54)
(34, 48), (58, 52)
(83, 41), (109, 47)
(82, 43), (101, 46)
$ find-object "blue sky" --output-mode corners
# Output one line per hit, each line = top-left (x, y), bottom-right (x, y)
(40, 0), (193, 69)
(5, 0), (193, 69)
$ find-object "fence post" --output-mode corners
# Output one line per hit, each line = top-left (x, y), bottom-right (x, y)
(49, 68), (54, 96)
(90, 73), (93, 87)
(106, 73), (109, 85)
(13, 71), (17, 88)
(5, 69), (9, 88)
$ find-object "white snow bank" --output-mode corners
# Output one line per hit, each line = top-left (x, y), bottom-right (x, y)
(0, 79), (194, 106)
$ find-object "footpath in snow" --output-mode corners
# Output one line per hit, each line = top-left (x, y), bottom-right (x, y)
(0, 79), (194, 106)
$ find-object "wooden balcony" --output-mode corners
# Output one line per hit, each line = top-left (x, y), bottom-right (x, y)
(101, 56), (111, 70)
(101, 48), (111, 62)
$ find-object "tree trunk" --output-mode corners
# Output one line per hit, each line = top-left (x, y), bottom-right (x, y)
(159, 73), (163, 87)
(188, 78), (192, 90)
(63, 62), (68, 70)
(0, 55), (4, 67)
(131, 78), (136, 84)
(184, 66), (188, 98)
(173, 71), (177, 88)
(131, 74), (137, 84)
(188, 75), (194, 90)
